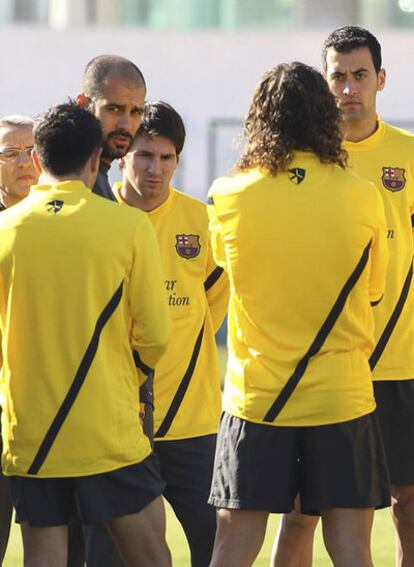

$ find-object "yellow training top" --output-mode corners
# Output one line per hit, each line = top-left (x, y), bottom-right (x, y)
(208, 152), (388, 427)
(114, 184), (228, 440)
(0, 181), (170, 477)
(343, 119), (414, 381)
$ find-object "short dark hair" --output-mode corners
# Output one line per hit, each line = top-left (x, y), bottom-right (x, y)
(81, 55), (146, 99)
(34, 102), (102, 176)
(322, 26), (382, 73)
(135, 101), (186, 156)
(235, 62), (346, 175)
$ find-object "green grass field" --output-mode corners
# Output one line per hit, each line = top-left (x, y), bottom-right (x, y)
(3, 505), (395, 565)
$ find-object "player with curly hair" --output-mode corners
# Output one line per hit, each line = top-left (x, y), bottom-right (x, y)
(207, 62), (390, 567)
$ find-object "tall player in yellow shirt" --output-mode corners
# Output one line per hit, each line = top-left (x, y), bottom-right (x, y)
(0, 102), (171, 567)
(207, 62), (390, 567)
(87, 101), (228, 567)
(274, 27), (414, 567)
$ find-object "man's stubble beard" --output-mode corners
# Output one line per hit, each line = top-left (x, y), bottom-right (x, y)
(101, 132), (134, 162)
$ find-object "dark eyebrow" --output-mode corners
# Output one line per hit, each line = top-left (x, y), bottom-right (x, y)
(330, 67), (369, 78)
(105, 102), (144, 114)
(106, 103), (124, 109)
(329, 70), (346, 80)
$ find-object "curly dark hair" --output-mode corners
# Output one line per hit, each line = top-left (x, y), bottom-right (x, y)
(235, 62), (347, 175)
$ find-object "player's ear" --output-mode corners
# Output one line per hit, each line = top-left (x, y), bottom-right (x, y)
(377, 68), (386, 92)
(90, 147), (102, 174)
(76, 92), (91, 109)
(118, 157), (126, 170)
(32, 150), (43, 174)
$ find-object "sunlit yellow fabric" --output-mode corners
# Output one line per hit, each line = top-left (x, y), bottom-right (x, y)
(0, 181), (170, 477)
(114, 184), (228, 440)
(344, 119), (414, 381)
(208, 152), (388, 426)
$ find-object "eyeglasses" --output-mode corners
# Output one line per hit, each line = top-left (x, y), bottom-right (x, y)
(0, 147), (34, 162)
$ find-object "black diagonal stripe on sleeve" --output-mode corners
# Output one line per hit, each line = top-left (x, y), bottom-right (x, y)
(411, 214), (414, 228)
(263, 240), (372, 423)
(27, 281), (124, 475)
(133, 349), (154, 377)
(369, 260), (413, 371)
(204, 267), (224, 292)
(155, 324), (205, 438)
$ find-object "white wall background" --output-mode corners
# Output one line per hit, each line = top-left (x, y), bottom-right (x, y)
(1, 26), (413, 197)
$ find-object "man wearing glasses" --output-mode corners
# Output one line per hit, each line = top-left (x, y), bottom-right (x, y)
(0, 114), (38, 563)
(0, 116), (37, 210)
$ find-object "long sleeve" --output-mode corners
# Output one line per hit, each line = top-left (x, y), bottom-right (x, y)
(204, 230), (229, 333)
(129, 215), (171, 384)
(369, 189), (389, 304)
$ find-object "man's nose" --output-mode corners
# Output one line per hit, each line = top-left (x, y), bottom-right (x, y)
(343, 79), (357, 96)
(17, 149), (32, 166)
(148, 158), (161, 174)
(116, 112), (133, 132)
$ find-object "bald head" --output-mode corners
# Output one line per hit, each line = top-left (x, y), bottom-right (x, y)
(77, 55), (147, 163)
(81, 55), (146, 100)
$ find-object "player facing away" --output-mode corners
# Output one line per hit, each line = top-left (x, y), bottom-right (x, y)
(207, 62), (390, 567)
(86, 100), (229, 567)
(273, 27), (414, 567)
(0, 114), (38, 564)
(0, 102), (172, 567)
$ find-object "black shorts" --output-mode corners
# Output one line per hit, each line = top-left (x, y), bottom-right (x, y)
(155, 435), (217, 565)
(209, 412), (390, 515)
(9, 454), (165, 527)
(83, 436), (218, 567)
(139, 375), (154, 408)
(374, 379), (414, 485)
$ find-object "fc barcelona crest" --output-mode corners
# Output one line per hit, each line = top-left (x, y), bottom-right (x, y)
(381, 167), (406, 192)
(175, 234), (201, 259)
